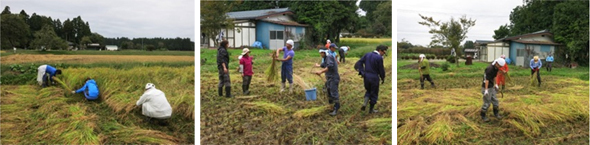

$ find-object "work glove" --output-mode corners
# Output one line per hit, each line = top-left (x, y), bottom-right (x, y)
(484, 89), (489, 96)
(71, 91), (75, 94)
(495, 84), (499, 91)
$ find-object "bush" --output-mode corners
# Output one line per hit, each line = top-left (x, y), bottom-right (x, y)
(441, 63), (450, 71)
(446, 55), (456, 63)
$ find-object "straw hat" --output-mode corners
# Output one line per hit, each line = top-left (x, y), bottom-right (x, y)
(241, 48), (250, 55)
(533, 56), (539, 62)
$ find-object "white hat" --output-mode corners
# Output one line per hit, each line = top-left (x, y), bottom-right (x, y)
(145, 83), (155, 90)
(286, 40), (294, 46)
(241, 48), (250, 55)
(500, 54), (506, 59)
(318, 49), (328, 53)
(327, 39), (331, 43)
(419, 54), (426, 58)
(494, 58), (506, 66)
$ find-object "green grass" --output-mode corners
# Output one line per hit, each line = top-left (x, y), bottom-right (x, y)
(200, 41), (393, 144)
(1, 50), (194, 57)
(397, 59), (589, 144)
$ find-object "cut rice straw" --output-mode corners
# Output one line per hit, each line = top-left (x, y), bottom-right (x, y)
(52, 77), (72, 91)
(293, 74), (312, 90)
(265, 53), (279, 82)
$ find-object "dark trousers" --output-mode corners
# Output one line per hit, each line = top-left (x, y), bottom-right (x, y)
(218, 70), (231, 88)
(364, 74), (380, 105)
(242, 75), (252, 92)
(338, 50), (346, 63)
(531, 69), (541, 84)
(546, 62), (552, 72)
(420, 74), (435, 87)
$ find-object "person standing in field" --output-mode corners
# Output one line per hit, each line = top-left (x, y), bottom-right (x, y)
(274, 40), (295, 94)
(136, 83), (172, 125)
(546, 54), (554, 72)
(316, 47), (340, 116)
(481, 58), (505, 122)
(71, 77), (100, 101)
(217, 40), (233, 98)
(530, 56), (542, 87)
(355, 45), (387, 114)
(418, 54), (435, 89)
(36, 64), (62, 88)
(239, 48), (254, 95)
(325, 39), (331, 50)
(328, 44), (339, 65)
(496, 55), (509, 91)
(338, 46), (349, 63)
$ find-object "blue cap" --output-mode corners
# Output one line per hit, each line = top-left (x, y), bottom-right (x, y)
(330, 43), (337, 48)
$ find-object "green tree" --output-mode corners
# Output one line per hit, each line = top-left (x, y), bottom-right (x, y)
(552, 0), (589, 65)
(397, 38), (413, 49)
(372, 1), (392, 36)
(1, 6), (11, 15)
(201, 1), (236, 47)
(419, 14), (476, 66)
(509, 0), (561, 36)
(80, 36), (92, 49)
(493, 24), (511, 40)
(89, 32), (104, 47)
(19, 10), (29, 23)
(1, 14), (30, 49)
(62, 18), (74, 42)
(290, 1), (358, 44)
(463, 40), (474, 49)
(29, 25), (68, 50)
(359, 0), (386, 22)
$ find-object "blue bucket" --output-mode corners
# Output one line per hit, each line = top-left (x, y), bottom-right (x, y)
(304, 88), (317, 101)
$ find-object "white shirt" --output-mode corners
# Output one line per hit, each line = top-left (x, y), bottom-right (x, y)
(136, 88), (173, 119)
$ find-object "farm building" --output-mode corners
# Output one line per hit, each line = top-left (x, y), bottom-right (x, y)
(86, 43), (102, 50)
(203, 8), (307, 50)
(475, 30), (560, 67)
(105, 45), (118, 51)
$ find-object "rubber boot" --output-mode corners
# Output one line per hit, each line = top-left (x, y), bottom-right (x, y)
(481, 110), (489, 122)
(361, 97), (369, 111)
(218, 87), (223, 97)
(493, 107), (502, 119)
(225, 86), (233, 98)
(289, 83), (293, 94)
(242, 85), (247, 95)
(420, 84), (424, 89)
(244, 85), (250, 95)
(369, 104), (378, 113)
(280, 83), (285, 93)
(329, 103), (340, 116)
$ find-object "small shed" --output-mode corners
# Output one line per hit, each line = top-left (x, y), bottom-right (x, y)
(105, 45), (118, 51)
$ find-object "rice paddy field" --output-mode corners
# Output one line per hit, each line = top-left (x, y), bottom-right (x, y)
(397, 60), (589, 144)
(200, 39), (393, 144)
(0, 51), (195, 144)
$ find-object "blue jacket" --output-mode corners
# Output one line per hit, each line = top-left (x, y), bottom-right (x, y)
(530, 59), (542, 69)
(45, 65), (57, 77)
(76, 79), (100, 100)
(355, 51), (386, 81)
(546, 56), (554, 62)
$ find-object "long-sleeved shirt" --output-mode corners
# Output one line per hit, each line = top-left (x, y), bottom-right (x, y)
(546, 56), (554, 62)
(419, 59), (431, 75)
(482, 64), (499, 88)
(530, 59), (542, 69)
(217, 46), (229, 72)
(239, 55), (253, 76)
(136, 88), (173, 119)
(355, 51), (386, 81)
(75, 79), (100, 100)
(321, 54), (339, 79)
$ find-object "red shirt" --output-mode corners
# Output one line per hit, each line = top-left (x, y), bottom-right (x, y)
(325, 43), (330, 49)
(239, 55), (253, 76)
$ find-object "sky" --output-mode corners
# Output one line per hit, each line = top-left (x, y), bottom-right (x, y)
(397, 0), (523, 47)
(1, 0), (195, 41)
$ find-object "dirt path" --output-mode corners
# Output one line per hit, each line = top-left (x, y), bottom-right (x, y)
(1, 54), (194, 64)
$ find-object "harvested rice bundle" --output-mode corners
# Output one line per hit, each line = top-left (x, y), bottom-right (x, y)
(265, 53), (279, 82)
(530, 71), (538, 86)
(52, 77), (72, 91)
(293, 74), (311, 90)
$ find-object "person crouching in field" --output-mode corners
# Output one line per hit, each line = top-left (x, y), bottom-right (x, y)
(481, 58), (505, 122)
(418, 54), (435, 89)
(239, 48), (254, 95)
(496, 55), (509, 91)
(355, 45), (387, 114)
(136, 83), (172, 125)
(316, 47), (341, 116)
(338, 46), (349, 63)
(71, 77), (100, 101)
(530, 56), (542, 87)
(37, 64), (62, 88)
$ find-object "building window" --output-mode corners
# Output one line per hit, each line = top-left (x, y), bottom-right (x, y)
(517, 49), (525, 57)
(270, 30), (284, 40)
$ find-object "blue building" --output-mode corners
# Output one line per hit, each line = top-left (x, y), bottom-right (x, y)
(476, 30), (560, 67)
(205, 8), (307, 50)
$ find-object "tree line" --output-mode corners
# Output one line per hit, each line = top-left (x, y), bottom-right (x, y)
(201, 0), (392, 47)
(1, 6), (194, 51)
(493, 0), (589, 65)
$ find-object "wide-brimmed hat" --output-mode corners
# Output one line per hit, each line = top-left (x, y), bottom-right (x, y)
(241, 48), (250, 55)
